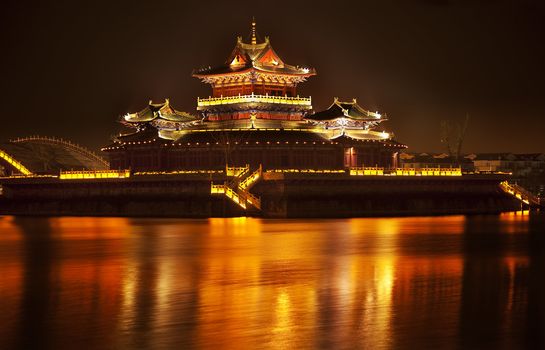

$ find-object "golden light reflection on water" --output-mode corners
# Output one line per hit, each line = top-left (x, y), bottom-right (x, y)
(499, 210), (531, 234)
(0, 213), (540, 349)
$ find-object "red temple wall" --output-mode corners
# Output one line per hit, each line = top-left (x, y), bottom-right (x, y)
(206, 111), (304, 121)
(106, 144), (400, 172)
(212, 84), (297, 97)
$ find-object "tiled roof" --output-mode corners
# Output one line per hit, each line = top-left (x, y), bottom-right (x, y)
(306, 98), (384, 121)
(123, 99), (198, 124)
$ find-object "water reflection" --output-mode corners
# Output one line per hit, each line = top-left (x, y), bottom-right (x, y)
(0, 214), (543, 349)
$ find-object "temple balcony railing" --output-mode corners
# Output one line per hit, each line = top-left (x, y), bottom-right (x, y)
(197, 93), (312, 108)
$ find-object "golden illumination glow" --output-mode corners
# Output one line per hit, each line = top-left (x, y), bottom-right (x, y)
(210, 184), (247, 209)
(210, 184), (225, 194)
(225, 187), (247, 209)
(226, 165), (248, 177)
(197, 93), (312, 109)
(211, 165), (262, 210)
(350, 167), (462, 177)
(395, 168), (416, 176)
(59, 169), (131, 180)
(418, 168), (462, 176)
(350, 129), (391, 139)
(238, 168), (261, 189)
(135, 169), (223, 176)
(499, 181), (540, 207)
(0, 174), (57, 179)
(0, 216), (532, 348)
(267, 169), (346, 174)
(349, 167), (384, 176)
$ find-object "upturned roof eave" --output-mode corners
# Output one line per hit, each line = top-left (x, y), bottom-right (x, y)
(192, 66), (316, 79)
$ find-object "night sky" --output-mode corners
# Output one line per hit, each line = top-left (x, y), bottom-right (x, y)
(1, 0), (544, 153)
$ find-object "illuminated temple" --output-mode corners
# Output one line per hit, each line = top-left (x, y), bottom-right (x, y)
(103, 21), (406, 172)
(2, 21), (533, 218)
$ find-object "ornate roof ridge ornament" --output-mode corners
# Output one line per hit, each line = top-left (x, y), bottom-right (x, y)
(251, 17), (257, 45)
(192, 21), (316, 80)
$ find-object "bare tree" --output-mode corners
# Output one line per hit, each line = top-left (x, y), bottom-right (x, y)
(441, 114), (470, 163)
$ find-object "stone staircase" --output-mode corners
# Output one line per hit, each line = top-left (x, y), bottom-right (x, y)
(500, 181), (543, 208)
(211, 165), (262, 211)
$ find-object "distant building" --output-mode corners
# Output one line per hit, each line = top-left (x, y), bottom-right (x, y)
(400, 153), (474, 171)
(467, 153), (545, 196)
(468, 153), (545, 175)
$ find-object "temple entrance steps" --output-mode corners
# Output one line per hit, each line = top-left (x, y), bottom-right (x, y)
(238, 166), (262, 190)
(211, 164), (263, 211)
(500, 181), (543, 208)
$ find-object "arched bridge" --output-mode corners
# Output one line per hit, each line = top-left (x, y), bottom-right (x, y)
(0, 136), (109, 176)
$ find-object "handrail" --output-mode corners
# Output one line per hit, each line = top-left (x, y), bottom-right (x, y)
(239, 166), (262, 190)
(226, 165), (248, 177)
(500, 181), (542, 207)
(512, 184), (540, 204)
(211, 164), (262, 211)
(244, 191), (261, 210)
(0, 148), (32, 175)
(10, 136), (109, 168)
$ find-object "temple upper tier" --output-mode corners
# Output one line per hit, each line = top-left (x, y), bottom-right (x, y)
(102, 20), (406, 172)
(192, 20), (315, 98)
(122, 99), (200, 130)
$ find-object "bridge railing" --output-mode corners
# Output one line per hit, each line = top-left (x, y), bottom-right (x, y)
(10, 136), (109, 168)
(0, 149), (32, 175)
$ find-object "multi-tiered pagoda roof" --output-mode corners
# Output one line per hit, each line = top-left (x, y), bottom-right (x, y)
(123, 99), (199, 126)
(103, 20), (406, 172)
(193, 20), (315, 83)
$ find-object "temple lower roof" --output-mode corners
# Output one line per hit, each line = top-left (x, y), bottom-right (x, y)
(306, 98), (384, 122)
(104, 127), (406, 150)
(123, 99), (199, 124)
(179, 118), (317, 131)
(174, 129), (329, 144)
(115, 126), (164, 143)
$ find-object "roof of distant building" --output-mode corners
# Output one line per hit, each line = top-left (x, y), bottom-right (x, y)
(400, 152), (472, 164)
(514, 153), (545, 161)
(470, 153), (516, 161)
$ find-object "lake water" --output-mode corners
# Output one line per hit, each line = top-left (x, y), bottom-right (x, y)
(0, 213), (544, 349)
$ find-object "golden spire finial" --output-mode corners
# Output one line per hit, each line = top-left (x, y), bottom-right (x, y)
(251, 17), (257, 45)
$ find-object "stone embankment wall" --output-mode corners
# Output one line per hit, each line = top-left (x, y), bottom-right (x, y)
(0, 174), (519, 218)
